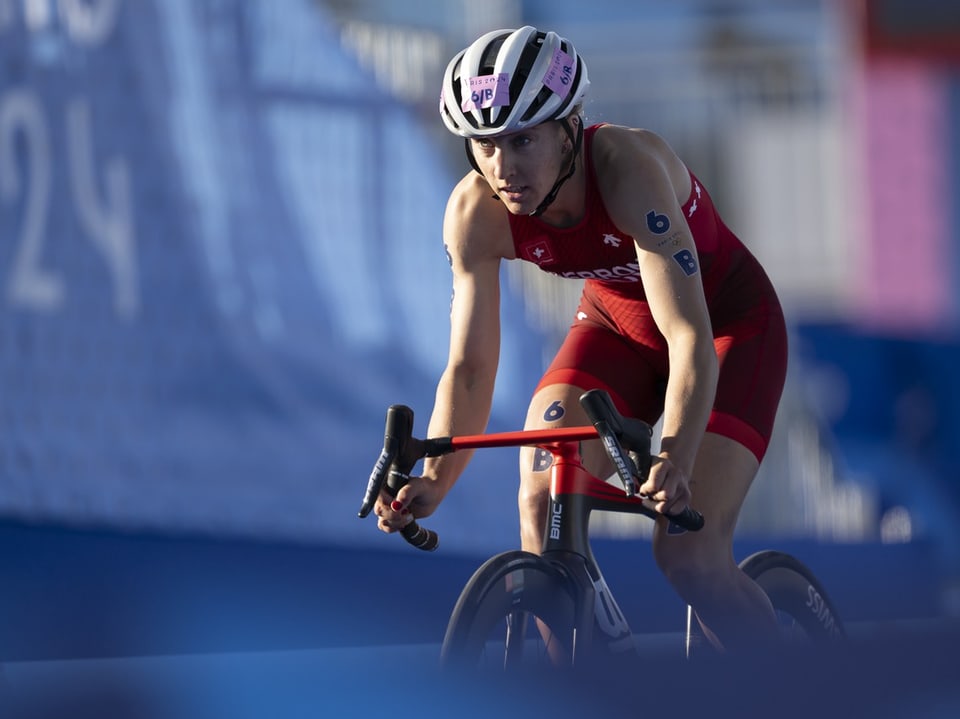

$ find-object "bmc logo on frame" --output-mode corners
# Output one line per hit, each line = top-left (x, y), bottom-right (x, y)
(549, 501), (562, 540)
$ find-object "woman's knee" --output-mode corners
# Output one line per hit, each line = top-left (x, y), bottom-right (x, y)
(653, 433), (758, 593)
(518, 474), (548, 514)
(652, 530), (736, 597)
(517, 477), (549, 550)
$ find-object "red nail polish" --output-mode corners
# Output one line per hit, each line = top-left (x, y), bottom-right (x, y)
(391, 501), (403, 512)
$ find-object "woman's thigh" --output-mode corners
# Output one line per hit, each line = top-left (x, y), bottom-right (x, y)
(652, 431), (760, 566)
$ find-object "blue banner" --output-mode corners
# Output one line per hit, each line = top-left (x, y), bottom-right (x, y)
(0, 0), (546, 552)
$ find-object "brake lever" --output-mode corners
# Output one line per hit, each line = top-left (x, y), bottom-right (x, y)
(358, 444), (395, 519)
(359, 404), (439, 551)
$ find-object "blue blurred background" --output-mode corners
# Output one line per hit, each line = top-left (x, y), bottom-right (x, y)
(1, 0), (959, 711)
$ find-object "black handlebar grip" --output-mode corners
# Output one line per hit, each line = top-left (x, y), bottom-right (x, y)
(401, 520), (439, 551)
(579, 389), (623, 433)
(386, 470), (440, 551)
(665, 506), (705, 532)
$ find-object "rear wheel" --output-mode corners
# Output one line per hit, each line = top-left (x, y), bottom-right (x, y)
(440, 550), (578, 671)
(685, 550), (845, 656)
(740, 550), (845, 642)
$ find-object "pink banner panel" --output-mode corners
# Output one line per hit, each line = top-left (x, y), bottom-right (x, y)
(855, 60), (952, 333)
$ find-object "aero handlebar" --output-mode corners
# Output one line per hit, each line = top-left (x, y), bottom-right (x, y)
(358, 389), (705, 551)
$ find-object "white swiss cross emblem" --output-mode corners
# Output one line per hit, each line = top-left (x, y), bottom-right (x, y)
(523, 239), (554, 265)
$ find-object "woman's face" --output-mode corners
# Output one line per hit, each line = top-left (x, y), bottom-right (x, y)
(470, 121), (569, 215)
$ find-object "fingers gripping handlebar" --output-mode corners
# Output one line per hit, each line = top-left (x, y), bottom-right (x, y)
(579, 389), (705, 532)
(357, 404), (439, 551)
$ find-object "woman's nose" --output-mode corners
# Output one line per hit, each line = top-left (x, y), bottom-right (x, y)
(492, 147), (513, 180)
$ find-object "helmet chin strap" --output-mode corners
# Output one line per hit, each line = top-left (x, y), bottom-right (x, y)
(530, 117), (583, 217)
(462, 116), (585, 215)
(464, 137), (483, 175)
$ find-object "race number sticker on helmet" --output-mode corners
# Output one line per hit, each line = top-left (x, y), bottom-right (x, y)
(543, 48), (574, 98)
(462, 73), (511, 111)
(439, 26), (590, 138)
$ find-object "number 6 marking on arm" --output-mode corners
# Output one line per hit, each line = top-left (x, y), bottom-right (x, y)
(646, 210), (670, 235)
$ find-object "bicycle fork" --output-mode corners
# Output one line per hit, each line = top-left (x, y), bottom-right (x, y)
(541, 452), (639, 661)
(542, 548), (638, 662)
(591, 572), (635, 654)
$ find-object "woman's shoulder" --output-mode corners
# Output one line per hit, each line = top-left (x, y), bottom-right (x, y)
(591, 124), (690, 199)
(446, 172), (505, 225)
(444, 172), (514, 261)
(593, 124), (676, 166)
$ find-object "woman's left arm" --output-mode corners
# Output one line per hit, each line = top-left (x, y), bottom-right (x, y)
(597, 128), (719, 511)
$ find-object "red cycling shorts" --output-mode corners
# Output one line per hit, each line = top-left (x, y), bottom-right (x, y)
(536, 269), (787, 463)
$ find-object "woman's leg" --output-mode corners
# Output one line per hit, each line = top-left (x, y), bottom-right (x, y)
(652, 431), (779, 653)
(517, 382), (612, 553)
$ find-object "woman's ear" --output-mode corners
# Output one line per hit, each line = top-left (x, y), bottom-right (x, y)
(560, 121), (574, 152)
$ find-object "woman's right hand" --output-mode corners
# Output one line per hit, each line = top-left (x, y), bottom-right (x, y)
(374, 475), (447, 534)
(639, 453), (692, 516)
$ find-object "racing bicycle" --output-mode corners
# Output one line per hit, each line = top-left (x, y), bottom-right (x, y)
(359, 389), (845, 669)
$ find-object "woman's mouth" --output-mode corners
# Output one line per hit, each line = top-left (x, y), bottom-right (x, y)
(500, 185), (527, 201)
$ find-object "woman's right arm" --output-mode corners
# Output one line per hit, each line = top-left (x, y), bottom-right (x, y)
(376, 175), (510, 531)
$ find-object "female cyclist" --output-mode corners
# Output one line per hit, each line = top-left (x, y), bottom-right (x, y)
(375, 26), (788, 653)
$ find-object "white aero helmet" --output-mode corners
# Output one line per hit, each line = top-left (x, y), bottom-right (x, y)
(440, 26), (590, 138)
